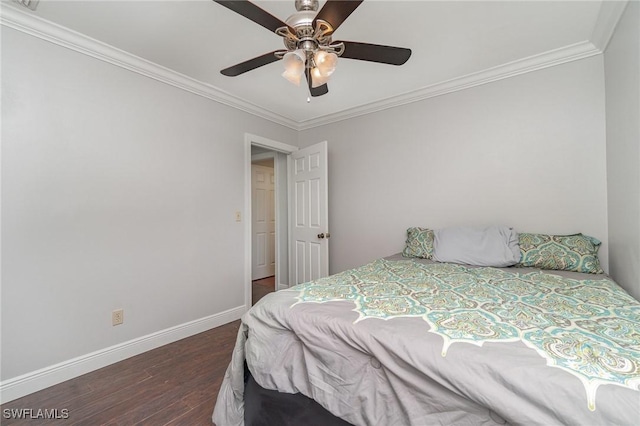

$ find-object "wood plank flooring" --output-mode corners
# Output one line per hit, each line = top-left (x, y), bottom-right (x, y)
(1, 280), (275, 425)
(1, 320), (240, 425)
(251, 276), (275, 306)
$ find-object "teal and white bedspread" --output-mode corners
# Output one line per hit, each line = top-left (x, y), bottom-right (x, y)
(213, 258), (640, 425)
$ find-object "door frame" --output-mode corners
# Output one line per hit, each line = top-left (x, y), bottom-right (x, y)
(244, 133), (298, 311)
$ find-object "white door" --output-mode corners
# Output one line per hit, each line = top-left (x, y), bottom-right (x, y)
(252, 164), (276, 280)
(289, 141), (329, 285)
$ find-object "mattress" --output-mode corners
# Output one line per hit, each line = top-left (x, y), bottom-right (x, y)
(213, 255), (640, 425)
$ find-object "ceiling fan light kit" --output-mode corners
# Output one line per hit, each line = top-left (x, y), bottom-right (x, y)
(314, 51), (338, 77)
(215, 0), (411, 97)
(281, 50), (307, 86)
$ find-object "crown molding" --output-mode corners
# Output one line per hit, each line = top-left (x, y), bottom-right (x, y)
(1, 1), (626, 132)
(297, 40), (602, 130)
(0, 4), (299, 130)
(299, 0), (627, 130)
(590, 0), (629, 52)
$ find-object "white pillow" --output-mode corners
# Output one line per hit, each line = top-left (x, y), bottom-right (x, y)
(433, 226), (521, 267)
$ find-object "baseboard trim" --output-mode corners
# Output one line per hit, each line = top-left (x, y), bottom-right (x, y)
(0, 305), (245, 404)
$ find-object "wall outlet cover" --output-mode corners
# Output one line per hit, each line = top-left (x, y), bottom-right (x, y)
(112, 309), (124, 326)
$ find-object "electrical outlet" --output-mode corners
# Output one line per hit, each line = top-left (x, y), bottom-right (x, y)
(112, 309), (124, 326)
(235, 211), (241, 222)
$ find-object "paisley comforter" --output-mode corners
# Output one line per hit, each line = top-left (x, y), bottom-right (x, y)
(213, 257), (640, 425)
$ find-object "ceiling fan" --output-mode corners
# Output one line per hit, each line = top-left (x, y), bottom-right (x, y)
(214, 0), (412, 97)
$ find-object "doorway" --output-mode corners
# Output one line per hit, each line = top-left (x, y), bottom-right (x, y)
(251, 151), (275, 304)
(244, 134), (298, 310)
(244, 134), (330, 310)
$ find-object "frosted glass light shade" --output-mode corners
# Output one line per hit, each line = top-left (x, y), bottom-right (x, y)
(314, 51), (337, 77)
(282, 70), (302, 86)
(311, 67), (330, 88)
(282, 50), (306, 86)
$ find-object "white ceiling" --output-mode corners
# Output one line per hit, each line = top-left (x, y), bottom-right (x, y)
(3, 0), (616, 128)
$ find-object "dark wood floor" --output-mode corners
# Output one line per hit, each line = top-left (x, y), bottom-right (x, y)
(252, 276), (275, 306)
(0, 320), (241, 425)
(1, 280), (276, 425)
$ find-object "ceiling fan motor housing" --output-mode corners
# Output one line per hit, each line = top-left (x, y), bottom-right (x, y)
(282, 0), (339, 58)
(285, 11), (317, 39)
(295, 0), (318, 12)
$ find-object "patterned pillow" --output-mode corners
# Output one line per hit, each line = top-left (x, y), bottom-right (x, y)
(402, 227), (435, 259)
(516, 233), (604, 274)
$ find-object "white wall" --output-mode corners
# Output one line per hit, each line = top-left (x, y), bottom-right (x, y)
(299, 56), (608, 275)
(605, 1), (640, 300)
(0, 27), (297, 381)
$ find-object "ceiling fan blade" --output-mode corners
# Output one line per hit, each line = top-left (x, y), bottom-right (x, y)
(314, 0), (363, 33)
(310, 83), (329, 97)
(221, 51), (282, 76)
(213, 1), (293, 33)
(338, 41), (412, 65)
(306, 69), (329, 97)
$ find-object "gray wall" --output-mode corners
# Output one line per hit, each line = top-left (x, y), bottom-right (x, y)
(299, 56), (609, 275)
(605, 1), (640, 300)
(1, 27), (297, 380)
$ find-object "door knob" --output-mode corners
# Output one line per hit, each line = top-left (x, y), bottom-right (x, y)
(317, 233), (331, 239)
(317, 233), (325, 239)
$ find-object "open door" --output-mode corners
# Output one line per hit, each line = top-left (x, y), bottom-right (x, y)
(289, 141), (329, 285)
(244, 134), (329, 310)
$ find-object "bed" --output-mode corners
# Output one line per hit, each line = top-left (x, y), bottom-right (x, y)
(213, 230), (640, 425)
